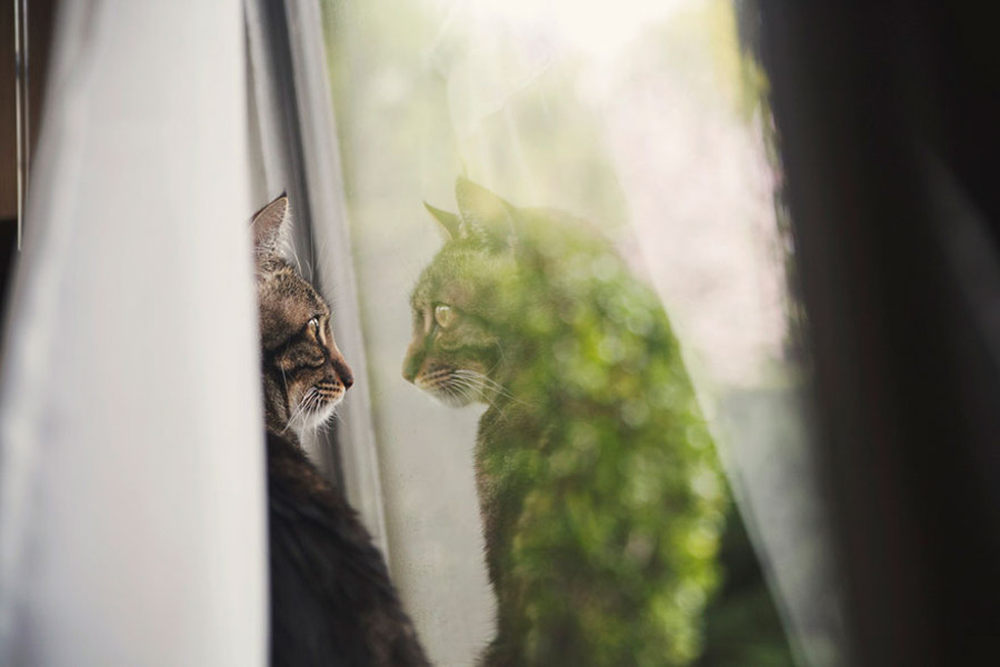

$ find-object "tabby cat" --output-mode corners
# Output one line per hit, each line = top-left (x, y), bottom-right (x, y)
(403, 179), (728, 665)
(252, 195), (428, 667)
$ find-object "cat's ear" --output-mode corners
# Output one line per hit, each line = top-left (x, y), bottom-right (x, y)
(454, 177), (517, 251)
(423, 202), (462, 240)
(251, 193), (290, 260)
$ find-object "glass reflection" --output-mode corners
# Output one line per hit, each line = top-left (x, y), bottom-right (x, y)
(322, 0), (844, 664)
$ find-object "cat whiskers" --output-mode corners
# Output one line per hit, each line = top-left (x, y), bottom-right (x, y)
(281, 367), (289, 390)
(310, 408), (340, 440)
(441, 378), (480, 406)
(450, 370), (525, 410)
(491, 341), (508, 371)
(284, 387), (318, 433)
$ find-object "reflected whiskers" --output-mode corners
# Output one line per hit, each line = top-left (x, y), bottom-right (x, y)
(450, 369), (530, 412)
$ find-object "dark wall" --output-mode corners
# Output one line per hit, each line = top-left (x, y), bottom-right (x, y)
(759, 3), (1000, 665)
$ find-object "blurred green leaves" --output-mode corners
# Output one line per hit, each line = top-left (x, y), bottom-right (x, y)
(412, 188), (729, 665)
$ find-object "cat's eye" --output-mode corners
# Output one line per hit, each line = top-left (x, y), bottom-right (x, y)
(434, 304), (458, 329)
(308, 317), (321, 336)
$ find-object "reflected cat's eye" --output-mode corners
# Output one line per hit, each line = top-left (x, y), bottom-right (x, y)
(434, 304), (458, 328)
(309, 317), (321, 336)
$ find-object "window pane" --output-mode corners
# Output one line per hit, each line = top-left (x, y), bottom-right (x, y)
(320, 1), (844, 664)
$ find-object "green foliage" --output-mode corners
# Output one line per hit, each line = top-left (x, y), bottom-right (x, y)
(409, 180), (728, 665)
(696, 499), (796, 667)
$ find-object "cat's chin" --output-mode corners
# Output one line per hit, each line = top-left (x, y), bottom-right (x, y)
(430, 390), (477, 408)
(297, 397), (340, 432)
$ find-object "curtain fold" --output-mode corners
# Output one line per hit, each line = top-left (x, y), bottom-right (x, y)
(0, 1), (266, 664)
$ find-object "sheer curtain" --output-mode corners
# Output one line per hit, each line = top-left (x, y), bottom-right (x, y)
(0, 1), (266, 664)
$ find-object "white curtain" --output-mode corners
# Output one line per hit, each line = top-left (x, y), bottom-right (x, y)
(0, 1), (266, 665)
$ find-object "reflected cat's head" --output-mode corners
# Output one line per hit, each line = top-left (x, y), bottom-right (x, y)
(252, 194), (354, 436)
(403, 179), (521, 407)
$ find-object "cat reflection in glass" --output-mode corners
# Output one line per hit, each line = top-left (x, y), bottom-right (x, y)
(404, 179), (727, 666)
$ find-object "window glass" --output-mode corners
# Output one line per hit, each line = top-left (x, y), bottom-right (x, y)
(320, 1), (844, 664)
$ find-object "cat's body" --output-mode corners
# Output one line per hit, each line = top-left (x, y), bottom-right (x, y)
(267, 431), (427, 666)
(252, 195), (427, 667)
(404, 180), (727, 665)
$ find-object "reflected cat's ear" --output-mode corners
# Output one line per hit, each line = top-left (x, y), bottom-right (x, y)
(251, 193), (290, 260)
(424, 202), (462, 240)
(455, 177), (516, 251)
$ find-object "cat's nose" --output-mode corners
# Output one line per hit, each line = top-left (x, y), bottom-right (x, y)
(334, 357), (354, 389)
(402, 346), (422, 383)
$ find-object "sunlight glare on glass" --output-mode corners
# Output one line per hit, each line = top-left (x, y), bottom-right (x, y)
(431, 0), (691, 61)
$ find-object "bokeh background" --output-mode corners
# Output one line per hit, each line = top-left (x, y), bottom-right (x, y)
(320, 0), (841, 664)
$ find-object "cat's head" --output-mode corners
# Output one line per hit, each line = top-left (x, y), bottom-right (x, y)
(402, 178), (524, 407)
(252, 195), (354, 436)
